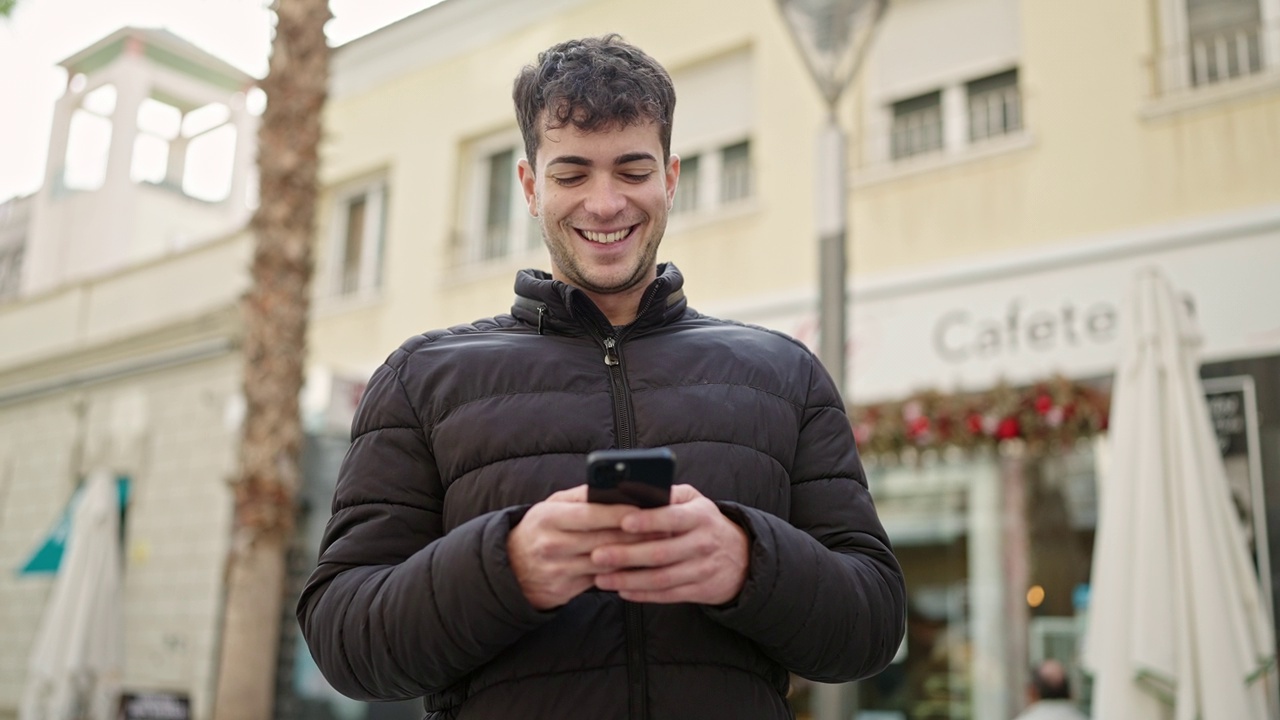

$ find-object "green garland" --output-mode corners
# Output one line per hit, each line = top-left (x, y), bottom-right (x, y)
(850, 375), (1110, 459)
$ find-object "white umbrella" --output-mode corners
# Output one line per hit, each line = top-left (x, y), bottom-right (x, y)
(1083, 267), (1276, 719)
(19, 469), (123, 720)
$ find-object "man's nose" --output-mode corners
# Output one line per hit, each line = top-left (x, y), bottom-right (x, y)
(582, 179), (627, 218)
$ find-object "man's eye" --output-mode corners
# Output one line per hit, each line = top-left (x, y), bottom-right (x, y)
(621, 172), (652, 183)
(552, 175), (586, 186)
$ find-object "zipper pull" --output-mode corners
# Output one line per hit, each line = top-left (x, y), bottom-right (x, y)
(536, 305), (547, 335)
(603, 337), (620, 366)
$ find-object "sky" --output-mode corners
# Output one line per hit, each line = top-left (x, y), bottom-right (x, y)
(0, 0), (446, 204)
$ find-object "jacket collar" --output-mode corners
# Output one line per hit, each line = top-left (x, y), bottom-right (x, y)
(511, 263), (688, 337)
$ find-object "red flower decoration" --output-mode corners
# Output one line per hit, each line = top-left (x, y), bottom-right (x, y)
(965, 414), (983, 434)
(907, 417), (930, 438)
(1034, 394), (1054, 415)
(995, 417), (1021, 440)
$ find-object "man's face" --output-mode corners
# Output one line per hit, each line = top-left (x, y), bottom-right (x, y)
(518, 119), (679, 304)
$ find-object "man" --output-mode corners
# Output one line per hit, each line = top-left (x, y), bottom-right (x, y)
(1012, 660), (1089, 720)
(298, 34), (905, 719)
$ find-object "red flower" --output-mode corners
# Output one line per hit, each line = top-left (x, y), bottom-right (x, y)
(995, 417), (1021, 440)
(965, 413), (983, 434)
(907, 416), (930, 438)
(1034, 394), (1054, 415)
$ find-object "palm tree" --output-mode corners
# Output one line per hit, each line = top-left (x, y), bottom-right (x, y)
(211, 1), (330, 718)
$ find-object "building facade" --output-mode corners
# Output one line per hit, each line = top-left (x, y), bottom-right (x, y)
(0, 28), (257, 720)
(3, 1), (1277, 719)
(298, 0), (1280, 718)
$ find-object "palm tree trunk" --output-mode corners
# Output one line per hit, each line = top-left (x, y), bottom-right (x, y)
(212, 1), (329, 718)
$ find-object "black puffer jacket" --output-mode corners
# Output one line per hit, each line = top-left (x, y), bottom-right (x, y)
(298, 264), (906, 720)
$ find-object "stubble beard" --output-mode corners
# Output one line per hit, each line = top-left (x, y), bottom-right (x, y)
(539, 212), (667, 297)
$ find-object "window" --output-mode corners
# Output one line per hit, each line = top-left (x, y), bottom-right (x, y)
(1185, 0), (1264, 86)
(0, 244), (22, 302)
(481, 149), (515, 260)
(720, 141), (752, 204)
(672, 154), (700, 214)
(329, 179), (387, 297)
(1154, 0), (1275, 95)
(891, 91), (944, 160)
(669, 49), (755, 218)
(670, 139), (754, 218)
(967, 70), (1022, 142)
(461, 133), (537, 265)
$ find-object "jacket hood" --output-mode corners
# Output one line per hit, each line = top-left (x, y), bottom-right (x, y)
(511, 263), (688, 336)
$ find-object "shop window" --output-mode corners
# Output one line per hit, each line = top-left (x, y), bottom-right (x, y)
(891, 91), (944, 160)
(329, 178), (388, 297)
(967, 69), (1022, 142)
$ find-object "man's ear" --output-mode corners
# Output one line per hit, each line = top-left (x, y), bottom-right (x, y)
(517, 158), (538, 217)
(665, 154), (681, 210)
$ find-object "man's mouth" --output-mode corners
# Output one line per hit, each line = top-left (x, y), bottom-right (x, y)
(577, 226), (635, 244)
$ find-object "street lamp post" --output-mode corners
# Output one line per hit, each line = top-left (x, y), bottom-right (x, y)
(774, 3), (888, 719)
(775, 0), (887, 394)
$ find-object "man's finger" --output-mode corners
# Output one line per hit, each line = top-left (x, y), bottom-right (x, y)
(540, 501), (636, 531)
(668, 483), (705, 504)
(591, 530), (704, 569)
(595, 559), (706, 592)
(619, 500), (707, 535)
(539, 529), (660, 558)
(545, 484), (588, 503)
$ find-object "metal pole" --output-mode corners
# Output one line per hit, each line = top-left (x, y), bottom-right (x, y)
(814, 680), (859, 720)
(816, 114), (848, 392)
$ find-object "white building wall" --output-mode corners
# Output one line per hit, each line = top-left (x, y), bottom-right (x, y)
(0, 353), (240, 720)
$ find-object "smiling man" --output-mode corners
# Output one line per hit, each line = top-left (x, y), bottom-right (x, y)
(298, 35), (906, 720)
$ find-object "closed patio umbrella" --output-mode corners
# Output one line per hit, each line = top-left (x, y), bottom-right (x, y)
(1083, 267), (1275, 719)
(19, 469), (123, 720)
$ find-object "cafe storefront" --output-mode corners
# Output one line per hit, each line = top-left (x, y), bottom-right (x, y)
(723, 205), (1280, 719)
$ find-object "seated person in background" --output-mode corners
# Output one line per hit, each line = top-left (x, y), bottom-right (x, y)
(1013, 659), (1089, 720)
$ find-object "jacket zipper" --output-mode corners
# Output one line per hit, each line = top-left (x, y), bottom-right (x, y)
(586, 285), (664, 720)
(594, 330), (645, 719)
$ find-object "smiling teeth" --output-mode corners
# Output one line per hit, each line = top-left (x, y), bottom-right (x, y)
(581, 228), (628, 244)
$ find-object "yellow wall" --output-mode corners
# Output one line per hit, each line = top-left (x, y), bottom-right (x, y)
(851, 0), (1280, 274)
(310, 0), (1280, 381)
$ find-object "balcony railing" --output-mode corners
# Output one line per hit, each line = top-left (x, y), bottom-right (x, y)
(1151, 18), (1280, 96)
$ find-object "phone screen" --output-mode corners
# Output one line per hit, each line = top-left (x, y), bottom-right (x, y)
(586, 448), (674, 508)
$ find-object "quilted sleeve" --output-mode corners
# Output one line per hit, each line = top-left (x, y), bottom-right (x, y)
(704, 353), (906, 682)
(296, 352), (552, 701)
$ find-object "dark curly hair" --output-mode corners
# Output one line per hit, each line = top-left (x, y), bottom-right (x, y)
(513, 34), (676, 166)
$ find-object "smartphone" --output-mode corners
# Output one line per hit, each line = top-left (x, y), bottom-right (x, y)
(586, 448), (675, 508)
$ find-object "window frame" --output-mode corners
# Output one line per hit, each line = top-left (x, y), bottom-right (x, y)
(1154, 0), (1280, 96)
(890, 90), (945, 161)
(460, 129), (537, 266)
(967, 69), (1023, 143)
(669, 136), (754, 222)
(326, 176), (388, 299)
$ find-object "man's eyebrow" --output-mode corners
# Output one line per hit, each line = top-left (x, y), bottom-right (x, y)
(546, 155), (591, 167)
(545, 152), (659, 168)
(615, 152), (658, 165)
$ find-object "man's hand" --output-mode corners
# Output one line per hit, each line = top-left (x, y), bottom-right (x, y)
(591, 484), (750, 605)
(507, 485), (645, 610)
